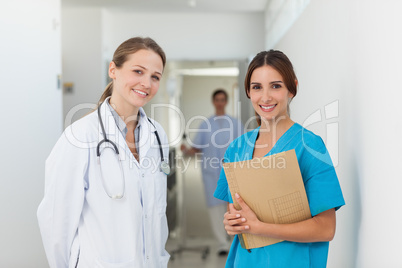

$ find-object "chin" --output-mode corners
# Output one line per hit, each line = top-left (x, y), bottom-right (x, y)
(129, 97), (149, 107)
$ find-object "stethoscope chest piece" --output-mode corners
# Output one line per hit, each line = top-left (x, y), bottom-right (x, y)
(161, 161), (170, 175)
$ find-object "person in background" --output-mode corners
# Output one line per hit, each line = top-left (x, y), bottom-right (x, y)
(214, 50), (345, 267)
(181, 89), (244, 256)
(37, 37), (170, 267)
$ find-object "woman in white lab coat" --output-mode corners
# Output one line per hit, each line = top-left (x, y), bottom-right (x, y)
(37, 37), (170, 268)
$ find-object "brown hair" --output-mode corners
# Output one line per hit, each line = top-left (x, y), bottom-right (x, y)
(212, 88), (228, 101)
(98, 37), (166, 104)
(244, 50), (298, 125)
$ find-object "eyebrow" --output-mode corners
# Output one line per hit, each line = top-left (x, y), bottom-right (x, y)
(133, 65), (163, 76)
(250, 81), (284, 85)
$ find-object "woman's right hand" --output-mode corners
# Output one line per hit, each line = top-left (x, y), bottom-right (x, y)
(223, 203), (249, 235)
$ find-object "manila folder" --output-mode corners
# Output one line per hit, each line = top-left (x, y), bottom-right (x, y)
(222, 149), (311, 249)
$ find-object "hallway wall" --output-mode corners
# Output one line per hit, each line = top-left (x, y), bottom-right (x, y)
(101, 11), (265, 62)
(62, 7), (104, 123)
(272, 0), (402, 267)
(0, 0), (62, 266)
(62, 8), (265, 128)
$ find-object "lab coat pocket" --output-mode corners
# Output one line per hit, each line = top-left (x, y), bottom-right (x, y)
(94, 258), (138, 268)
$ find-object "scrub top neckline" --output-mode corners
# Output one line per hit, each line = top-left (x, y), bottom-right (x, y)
(247, 122), (301, 160)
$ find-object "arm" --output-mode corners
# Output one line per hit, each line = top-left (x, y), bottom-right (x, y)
(37, 133), (87, 267)
(181, 120), (209, 156)
(223, 193), (336, 243)
(180, 144), (201, 156)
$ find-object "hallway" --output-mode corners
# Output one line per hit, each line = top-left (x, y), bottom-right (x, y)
(167, 237), (228, 268)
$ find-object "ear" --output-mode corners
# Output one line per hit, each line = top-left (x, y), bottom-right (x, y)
(109, 61), (117, 79)
(288, 79), (298, 99)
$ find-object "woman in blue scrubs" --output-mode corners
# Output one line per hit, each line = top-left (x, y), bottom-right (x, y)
(213, 50), (345, 267)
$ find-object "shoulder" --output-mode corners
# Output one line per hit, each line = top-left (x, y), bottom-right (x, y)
(293, 123), (327, 154)
(61, 111), (98, 149)
(47, 113), (97, 162)
(291, 123), (334, 167)
(193, 116), (210, 132)
(69, 110), (97, 130)
(204, 116), (215, 125)
(226, 114), (239, 122)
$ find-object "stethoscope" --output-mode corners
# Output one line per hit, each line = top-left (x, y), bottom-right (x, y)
(96, 102), (170, 199)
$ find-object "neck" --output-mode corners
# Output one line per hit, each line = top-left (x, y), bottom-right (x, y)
(259, 116), (294, 139)
(109, 96), (140, 129)
(215, 109), (225, 116)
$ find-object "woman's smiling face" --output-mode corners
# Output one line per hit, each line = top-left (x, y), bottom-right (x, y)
(249, 65), (294, 122)
(109, 49), (163, 109)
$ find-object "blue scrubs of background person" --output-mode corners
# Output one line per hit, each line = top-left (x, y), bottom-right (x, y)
(181, 89), (244, 256)
(213, 50), (345, 267)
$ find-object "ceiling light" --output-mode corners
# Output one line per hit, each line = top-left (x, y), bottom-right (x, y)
(188, 0), (196, 8)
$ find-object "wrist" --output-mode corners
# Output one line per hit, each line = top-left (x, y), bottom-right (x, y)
(254, 220), (268, 236)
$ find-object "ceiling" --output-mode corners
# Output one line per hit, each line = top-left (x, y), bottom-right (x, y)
(62, 0), (268, 13)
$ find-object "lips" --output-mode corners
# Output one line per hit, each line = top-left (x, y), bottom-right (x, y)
(132, 89), (148, 97)
(260, 104), (276, 112)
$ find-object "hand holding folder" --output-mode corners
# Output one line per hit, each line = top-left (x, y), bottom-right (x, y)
(222, 149), (311, 249)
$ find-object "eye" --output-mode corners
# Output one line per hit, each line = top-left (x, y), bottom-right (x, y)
(251, 85), (261, 90)
(272, 84), (282, 89)
(134, 70), (143, 74)
(152, 75), (160, 81)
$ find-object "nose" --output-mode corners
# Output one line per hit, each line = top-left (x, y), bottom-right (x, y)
(140, 76), (151, 89)
(261, 88), (272, 103)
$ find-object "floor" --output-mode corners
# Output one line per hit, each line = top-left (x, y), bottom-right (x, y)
(166, 237), (228, 268)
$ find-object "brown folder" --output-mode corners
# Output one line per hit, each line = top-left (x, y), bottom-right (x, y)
(222, 149), (311, 249)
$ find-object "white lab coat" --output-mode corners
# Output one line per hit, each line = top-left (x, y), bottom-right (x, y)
(37, 99), (170, 268)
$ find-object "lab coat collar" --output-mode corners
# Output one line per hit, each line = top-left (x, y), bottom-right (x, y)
(99, 97), (156, 165)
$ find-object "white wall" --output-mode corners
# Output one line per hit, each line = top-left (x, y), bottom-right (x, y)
(62, 7), (103, 123)
(354, 1), (402, 266)
(0, 0), (62, 266)
(272, 0), (402, 267)
(63, 9), (265, 129)
(102, 11), (265, 62)
(264, 0), (310, 48)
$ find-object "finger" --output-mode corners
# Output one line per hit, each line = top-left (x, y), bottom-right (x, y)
(228, 203), (240, 214)
(224, 212), (242, 221)
(225, 224), (250, 235)
(235, 193), (250, 211)
(228, 217), (247, 226)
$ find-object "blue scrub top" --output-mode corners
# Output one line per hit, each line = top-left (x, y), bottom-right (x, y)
(214, 123), (345, 268)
